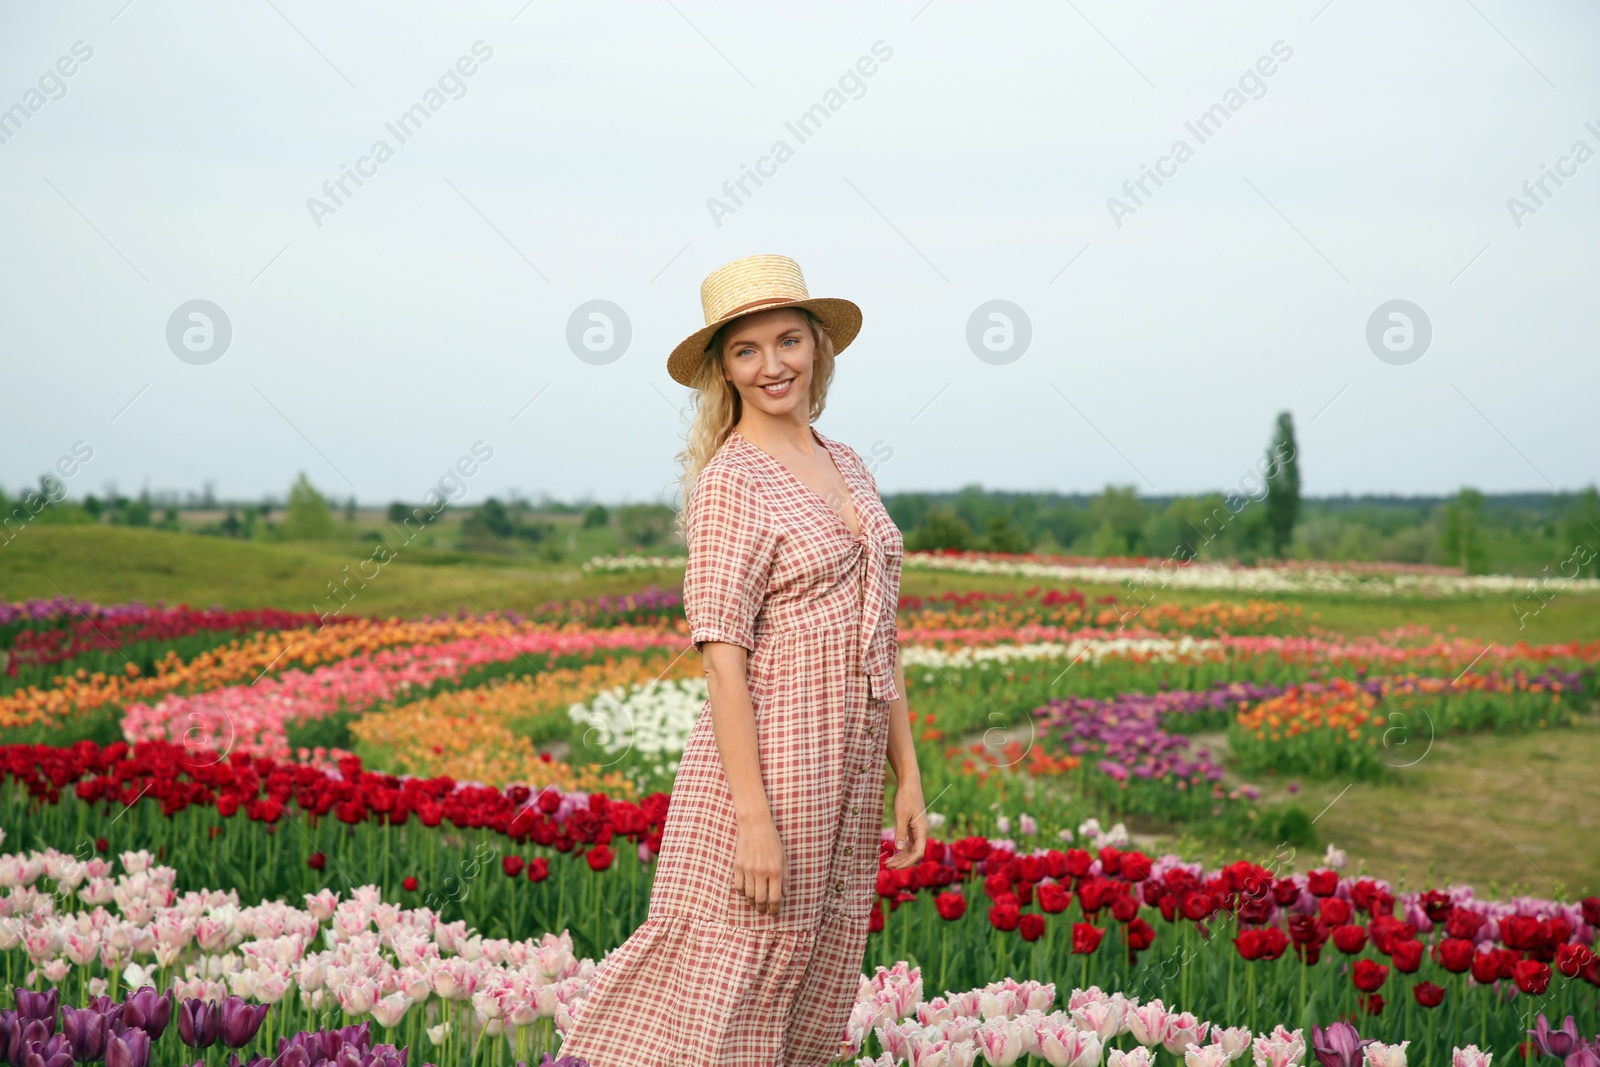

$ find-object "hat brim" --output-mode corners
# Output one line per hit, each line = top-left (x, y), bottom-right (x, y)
(667, 297), (861, 387)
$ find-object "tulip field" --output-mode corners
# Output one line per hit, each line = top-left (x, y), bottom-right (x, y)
(1, 551), (1598, 1066)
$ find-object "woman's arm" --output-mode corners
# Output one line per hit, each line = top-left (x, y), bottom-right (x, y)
(701, 640), (786, 916)
(882, 641), (928, 869)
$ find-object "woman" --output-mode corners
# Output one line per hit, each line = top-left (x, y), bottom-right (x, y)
(557, 253), (928, 1066)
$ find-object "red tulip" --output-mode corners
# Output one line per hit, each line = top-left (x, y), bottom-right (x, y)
(1332, 925), (1368, 955)
(1513, 959), (1552, 995)
(1581, 897), (1600, 928)
(402, 876), (418, 891)
(502, 855), (525, 877)
(1319, 897), (1353, 926)
(1019, 914), (1045, 942)
(1390, 939), (1423, 974)
(1288, 914), (1325, 945)
(1071, 922), (1105, 955)
(1470, 950), (1500, 985)
(1352, 958), (1389, 992)
(585, 844), (614, 871)
(1434, 938), (1475, 973)
(989, 900), (1020, 932)
(1038, 883), (1071, 914)
(1307, 869), (1339, 897)
(1361, 993), (1385, 1016)
(868, 901), (884, 933)
(1111, 893), (1140, 923)
(1412, 981), (1445, 1008)
(1181, 890), (1215, 923)
(1555, 942), (1596, 979)
(1421, 890), (1453, 923)
(1063, 848), (1093, 877)
(1235, 929), (1268, 961)
(1120, 851), (1153, 882)
(1125, 916), (1157, 953)
(306, 852), (325, 871)
(525, 857), (549, 883)
(1446, 908), (1486, 940)
(934, 891), (967, 921)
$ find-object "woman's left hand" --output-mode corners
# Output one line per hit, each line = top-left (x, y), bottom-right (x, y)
(885, 775), (928, 870)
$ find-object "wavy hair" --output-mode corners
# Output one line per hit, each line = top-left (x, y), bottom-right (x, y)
(672, 307), (837, 539)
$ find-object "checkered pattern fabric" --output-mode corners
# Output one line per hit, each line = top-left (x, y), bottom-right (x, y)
(557, 427), (904, 1067)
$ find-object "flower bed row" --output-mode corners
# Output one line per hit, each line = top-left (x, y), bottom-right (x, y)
(3, 821), (1582, 1067)
(3, 740), (1595, 1059)
(0, 615), (665, 736)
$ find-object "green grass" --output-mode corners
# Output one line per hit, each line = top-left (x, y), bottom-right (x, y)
(1191, 715), (1600, 898)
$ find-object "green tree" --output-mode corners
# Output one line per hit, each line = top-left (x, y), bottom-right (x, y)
(1087, 485), (1147, 556)
(1440, 488), (1488, 574)
(119, 490), (152, 527)
(982, 512), (1032, 554)
(1264, 411), (1301, 559)
(1560, 485), (1600, 578)
(280, 473), (336, 540)
(906, 505), (974, 552)
(616, 504), (676, 550)
(582, 504), (610, 529)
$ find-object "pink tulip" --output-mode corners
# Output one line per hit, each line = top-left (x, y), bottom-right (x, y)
(370, 992), (412, 1028)
(976, 1016), (1026, 1066)
(1365, 1042), (1409, 1067)
(1127, 1001), (1170, 1047)
(1253, 1027), (1308, 1067)
(1037, 1022), (1102, 1067)
(1164, 1011), (1211, 1055)
(1188, 1044), (1235, 1067)
(1071, 999), (1125, 1041)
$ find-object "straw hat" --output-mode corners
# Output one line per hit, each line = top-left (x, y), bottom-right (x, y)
(667, 253), (862, 387)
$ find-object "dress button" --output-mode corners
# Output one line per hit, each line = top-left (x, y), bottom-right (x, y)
(834, 882), (844, 893)
(852, 804), (860, 814)
(866, 725), (875, 735)
(844, 845), (853, 855)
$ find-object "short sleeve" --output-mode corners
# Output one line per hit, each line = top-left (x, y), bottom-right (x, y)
(684, 463), (778, 654)
(844, 444), (879, 497)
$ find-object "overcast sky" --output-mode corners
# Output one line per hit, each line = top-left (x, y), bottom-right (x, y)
(2, 0), (1597, 509)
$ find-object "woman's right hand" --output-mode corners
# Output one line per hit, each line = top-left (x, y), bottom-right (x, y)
(732, 812), (786, 916)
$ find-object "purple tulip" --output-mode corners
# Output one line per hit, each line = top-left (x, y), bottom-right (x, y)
(59, 1005), (112, 1062)
(120, 987), (172, 1041)
(177, 999), (220, 1049)
(105, 1027), (151, 1067)
(15, 1031), (73, 1067)
(218, 996), (270, 1049)
(10, 1018), (52, 1065)
(1566, 1045), (1600, 1067)
(1530, 1015), (1585, 1060)
(14, 990), (58, 1033)
(1311, 1022), (1373, 1067)
(225, 1056), (272, 1067)
(271, 1045), (313, 1067)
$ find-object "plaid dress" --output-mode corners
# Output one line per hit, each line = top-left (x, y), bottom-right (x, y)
(558, 426), (904, 1067)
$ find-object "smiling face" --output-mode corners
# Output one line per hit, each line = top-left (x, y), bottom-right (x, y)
(718, 306), (816, 418)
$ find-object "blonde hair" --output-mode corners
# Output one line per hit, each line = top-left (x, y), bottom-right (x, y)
(672, 308), (837, 539)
